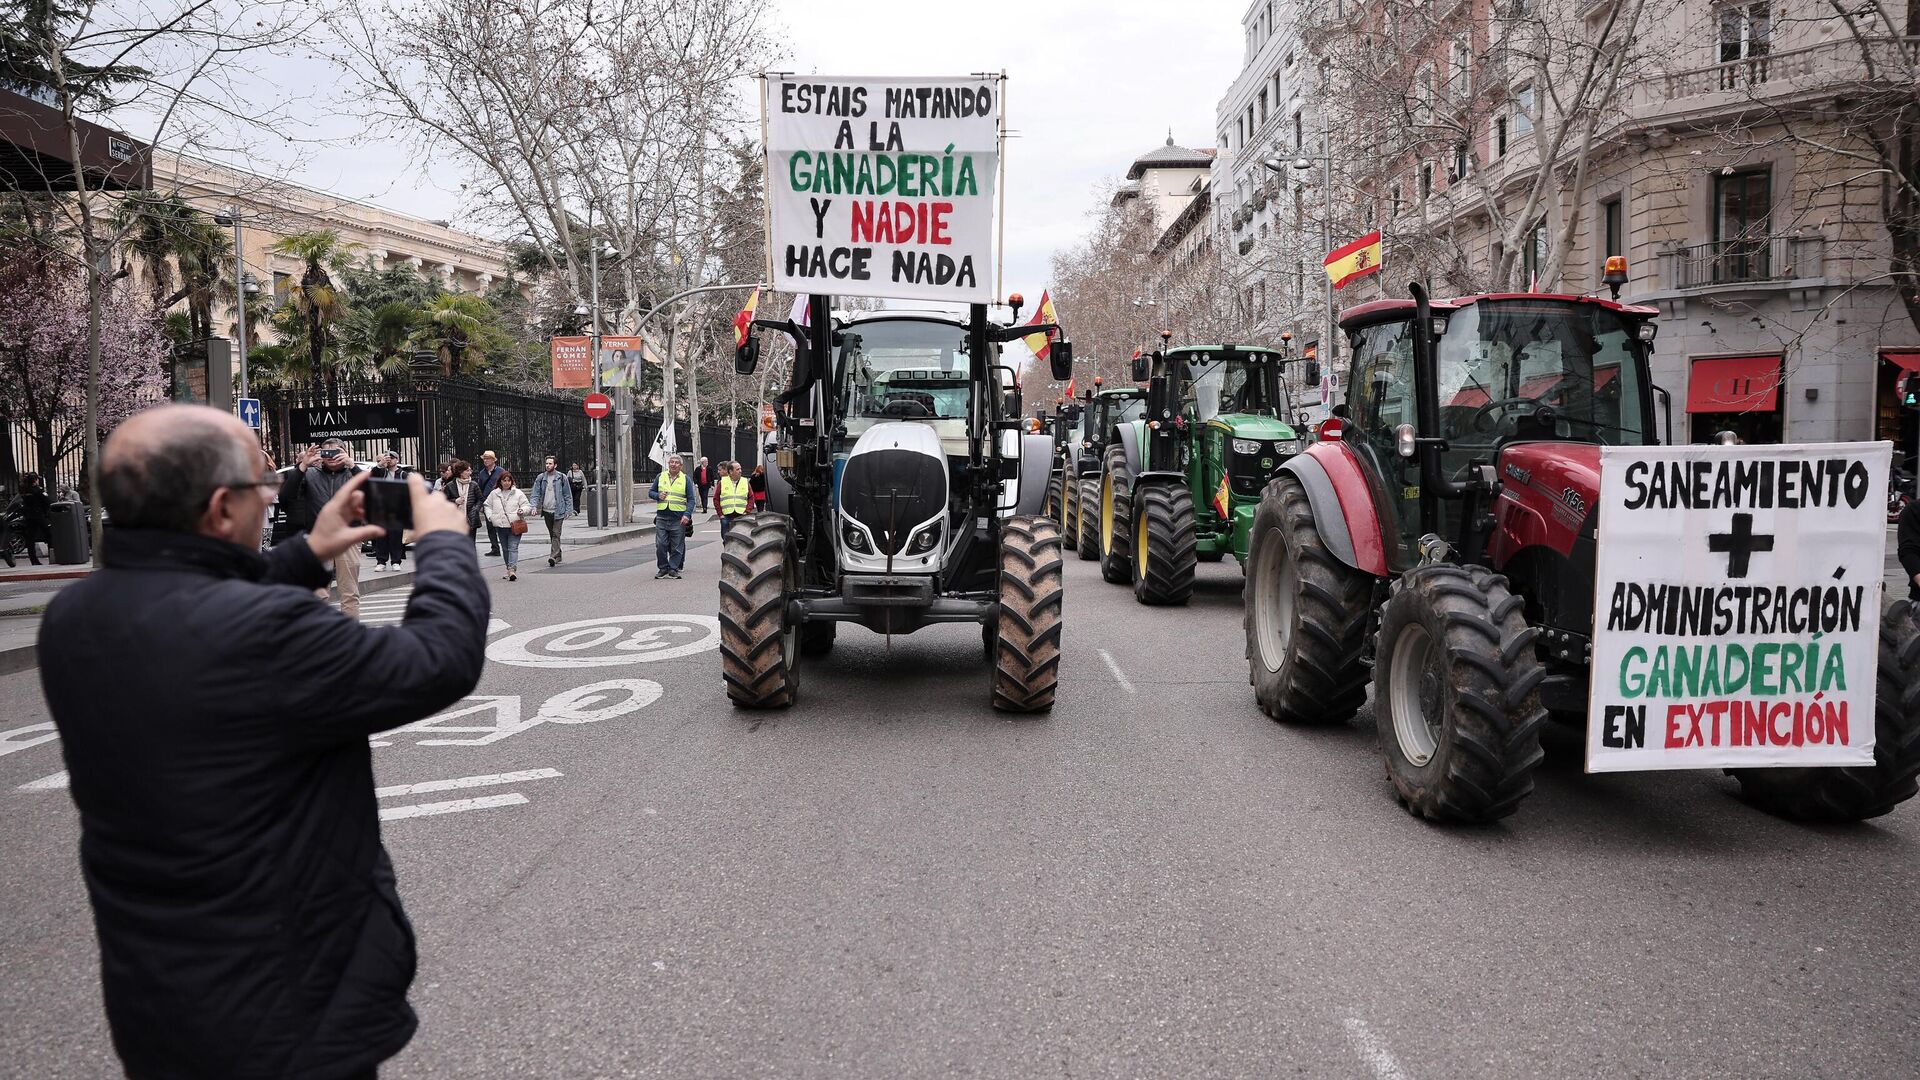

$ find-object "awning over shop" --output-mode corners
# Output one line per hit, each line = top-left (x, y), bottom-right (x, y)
(0, 88), (152, 193)
(1882, 350), (1920, 373)
(1686, 354), (1782, 414)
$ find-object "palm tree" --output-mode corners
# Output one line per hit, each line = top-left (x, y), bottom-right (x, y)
(412, 293), (507, 375)
(115, 193), (232, 341)
(337, 300), (420, 377)
(269, 229), (357, 396)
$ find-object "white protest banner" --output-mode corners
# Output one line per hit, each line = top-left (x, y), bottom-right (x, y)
(763, 75), (999, 304)
(1586, 442), (1889, 772)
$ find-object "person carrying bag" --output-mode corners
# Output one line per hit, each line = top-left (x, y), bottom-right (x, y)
(482, 471), (536, 581)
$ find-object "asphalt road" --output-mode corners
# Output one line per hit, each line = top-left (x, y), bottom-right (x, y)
(3, 525), (1917, 1079)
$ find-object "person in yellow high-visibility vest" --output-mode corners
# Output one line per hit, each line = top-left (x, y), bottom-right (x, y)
(717, 460), (752, 539)
(647, 455), (693, 579)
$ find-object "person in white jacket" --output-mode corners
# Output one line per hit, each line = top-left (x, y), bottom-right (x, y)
(482, 472), (537, 581)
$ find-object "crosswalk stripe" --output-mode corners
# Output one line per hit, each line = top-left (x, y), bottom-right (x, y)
(375, 768), (561, 798)
(379, 792), (526, 821)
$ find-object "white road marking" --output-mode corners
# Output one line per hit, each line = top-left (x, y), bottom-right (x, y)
(379, 792), (527, 821)
(1097, 649), (1135, 694)
(374, 768), (562, 799)
(488, 615), (720, 668)
(0, 722), (59, 758)
(1343, 1017), (1412, 1080)
(18, 770), (69, 791)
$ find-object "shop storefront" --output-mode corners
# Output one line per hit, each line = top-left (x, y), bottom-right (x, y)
(1685, 353), (1784, 443)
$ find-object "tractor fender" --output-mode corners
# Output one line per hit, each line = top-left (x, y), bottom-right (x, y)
(1280, 445), (1389, 576)
(762, 438), (793, 517)
(1115, 422), (1144, 476)
(1012, 433), (1054, 516)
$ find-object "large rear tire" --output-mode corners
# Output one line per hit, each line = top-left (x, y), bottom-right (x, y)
(992, 515), (1064, 712)
(1059, 474), (1077, 540)
(1732, 600), (1920, 822)
(1044, 473), (1063, 520)
(1098, 444), (1133, 585)
(1244, 474), (1373, 725)
(719, 514), (800, 708)
(1075, 477), (1100, 561)
(1131, 482), (1196, 606)
(1374, 564), (1546, 823)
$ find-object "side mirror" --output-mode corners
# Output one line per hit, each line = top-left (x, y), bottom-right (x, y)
(734, 336), (760, 376)
(1304, 359), (1321, 387)
(1130, 353), (1150, 383)
(1049, 339), (1074, 382)
(1331, 402), (1351, 420)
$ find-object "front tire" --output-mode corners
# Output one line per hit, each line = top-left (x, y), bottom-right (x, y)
(1131, 483), (1196, 605)
(1098, 444), (1133, 584)
(992, 516), (1064, 712)
(1732, 600), (1920, 821)
(1075, 477), (1100, 561)
(1374, 564), (1546, 823)
(1244, 475), (1374, 725)
(719, 514), (800, 708)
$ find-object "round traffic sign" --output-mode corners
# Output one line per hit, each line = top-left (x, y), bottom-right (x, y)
(583, 393), (613, 419)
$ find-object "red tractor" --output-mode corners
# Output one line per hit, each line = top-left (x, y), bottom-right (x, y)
(1243, 280), (1920, 823)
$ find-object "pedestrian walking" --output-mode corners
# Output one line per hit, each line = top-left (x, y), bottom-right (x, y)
(750, 462), (769, 511)
(693, 456), (711, 515)
(434, 461), (455, 494)
(483, 470), (536, 581)
(37, 403), (486, 1080)
(442, 459), (485, 539)
(8, 471), (54, 565)
(649, 454), (693, 578)
(530, 455), (575, 568)
(567, 462), (585, 508)
(276, 438), (366, 617)
(474, 450), (505, 556)
(717, 460), (752, 539)
(370, 451), (408, 572)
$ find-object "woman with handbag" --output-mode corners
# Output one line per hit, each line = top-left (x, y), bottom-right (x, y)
(482, 471), (537, 581)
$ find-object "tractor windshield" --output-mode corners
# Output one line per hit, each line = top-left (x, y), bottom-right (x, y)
(1435, 300), (1649, 446)
(1185, 352), (1284, 422)
(838, 319), (972, 421)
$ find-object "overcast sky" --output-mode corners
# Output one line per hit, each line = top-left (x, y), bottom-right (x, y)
(187, 0), (1248, 299)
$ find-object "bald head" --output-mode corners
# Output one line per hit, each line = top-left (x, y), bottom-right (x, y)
(101, 405), (259, 534)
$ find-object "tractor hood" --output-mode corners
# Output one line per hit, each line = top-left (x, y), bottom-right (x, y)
(841, 422), (948, 556)
(1495, 441), (1601, 553)
(1208, 414), (1298, 440)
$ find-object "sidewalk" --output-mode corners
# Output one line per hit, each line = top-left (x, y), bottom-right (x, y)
(0, 518), (656, 675)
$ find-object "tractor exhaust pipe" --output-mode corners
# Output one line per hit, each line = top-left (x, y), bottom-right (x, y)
(1408, 281), (1468, 539)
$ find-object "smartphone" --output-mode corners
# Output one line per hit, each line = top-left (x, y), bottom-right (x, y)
(362, 478), (413, 533)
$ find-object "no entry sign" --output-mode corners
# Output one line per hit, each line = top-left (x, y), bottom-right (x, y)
(583, 393), (613, 419)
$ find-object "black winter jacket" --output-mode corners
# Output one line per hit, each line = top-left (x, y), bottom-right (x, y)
(1898, 498), (1920, 601)
(38, 528), (489, 1079)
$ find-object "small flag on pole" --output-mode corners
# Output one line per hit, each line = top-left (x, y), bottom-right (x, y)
(1021, 290), (1059, 362)
(1324, 231), (1384, 290)
(789, 293), (811, 327)
(1065, 376), (1076, 398)
(648, 425), (676, 467)
(733, 287), (760, 347)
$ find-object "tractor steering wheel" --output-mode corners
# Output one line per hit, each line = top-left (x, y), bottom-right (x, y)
(880, 397), (933, 419)
(1469, 396), (1550, 433)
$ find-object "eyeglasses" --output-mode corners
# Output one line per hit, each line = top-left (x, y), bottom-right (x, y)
(218, 472), (281, 502)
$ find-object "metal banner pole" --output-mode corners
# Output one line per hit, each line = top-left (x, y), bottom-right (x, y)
(590, 226), (604, 525)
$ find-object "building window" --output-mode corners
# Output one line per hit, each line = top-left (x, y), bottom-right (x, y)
(1293, 111), (1303, 151)
(1259, 89), (1268, 126)
(1511, 85), (1534, 138)
(1714, 167), (1772, 279)
(1294, 259), (1305, 305)
(1521, 219), (1548, 284)
(1420, 162), (1434, 200)
(272, 271), (291, 308)
(1718, 2), (1771, 63)
(1295, 187), (1304, 228)
(1601, 195), (1624, 263)
(1389, 182), (1403, 220)
(1496, 116), (1509, 156)
(1449, 38), (1470, 97)
(1451, 141), (1469, 181)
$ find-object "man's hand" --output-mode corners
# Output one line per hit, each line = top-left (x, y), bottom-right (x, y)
(408, 474), (471, 539)
(307, 472), (386, 561)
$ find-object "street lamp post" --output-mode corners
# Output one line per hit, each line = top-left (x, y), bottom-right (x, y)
(1266, 128), (1339, 408)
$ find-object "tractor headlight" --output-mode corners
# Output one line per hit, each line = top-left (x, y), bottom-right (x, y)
(1278, 438), (1303, 454)
(1231, 438), (1262, 455)
(842, 521), (872, 553)
(905, 521), (942, 556)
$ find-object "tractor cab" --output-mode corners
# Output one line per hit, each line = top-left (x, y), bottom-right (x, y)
(1337, 292), (1659, 575)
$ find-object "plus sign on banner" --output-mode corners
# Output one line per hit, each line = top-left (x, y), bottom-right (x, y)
(1586, 441), (1890, 772)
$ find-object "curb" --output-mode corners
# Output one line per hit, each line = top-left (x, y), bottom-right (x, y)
(0, 567), (92, 583)
(0, 522), (660, 674)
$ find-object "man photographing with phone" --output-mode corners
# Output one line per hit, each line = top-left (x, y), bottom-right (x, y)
(279, 437), (365, 616)
(38, 403), (487, 1080)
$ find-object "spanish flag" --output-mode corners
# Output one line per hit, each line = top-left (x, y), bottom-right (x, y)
(1213, 474), (1231, 519)
(1324, 231), (1383, 290)
(733, 287), (760, 347)
(1021, 290), (1059, 362)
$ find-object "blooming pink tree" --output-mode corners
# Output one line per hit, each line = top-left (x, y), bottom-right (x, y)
(0, 249), (168, 492)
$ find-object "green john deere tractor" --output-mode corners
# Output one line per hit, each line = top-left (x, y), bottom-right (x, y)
(1061, 381), (1145, 562)
(1096, 343), (1310, 604)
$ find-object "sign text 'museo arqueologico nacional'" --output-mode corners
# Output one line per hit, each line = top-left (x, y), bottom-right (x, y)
(764, 75), (999, 305)
(1587, 442), (1889, 772)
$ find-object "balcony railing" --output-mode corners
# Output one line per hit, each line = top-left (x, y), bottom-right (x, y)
(1661, 235), (1824, 290)
(1629, 37), (1920, 112)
